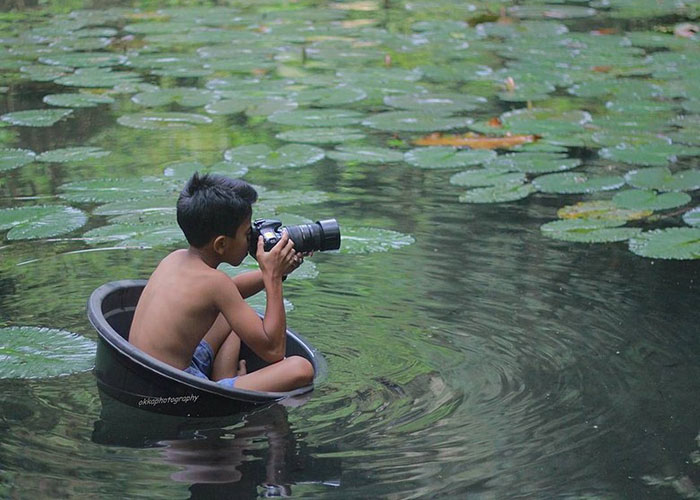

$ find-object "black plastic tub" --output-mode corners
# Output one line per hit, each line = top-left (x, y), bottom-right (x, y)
(88, 280), (326, 417)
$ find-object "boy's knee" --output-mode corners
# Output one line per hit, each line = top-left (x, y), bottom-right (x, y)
(288, 356), (314, 385)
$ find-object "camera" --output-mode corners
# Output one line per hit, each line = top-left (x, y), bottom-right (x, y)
(249, 218), (341, 256)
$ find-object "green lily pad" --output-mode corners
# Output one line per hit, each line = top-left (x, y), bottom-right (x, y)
(0, 148), (35, 171)
(327, 146), (403, 164)
(629, 228), (700, 260)
(275, 127), (366, 144)
(624, 167), (700, 192)
(0, 205), (87, 240)
(599, 143), (700, 167)
(224, 144), (325, 169)
(612, 189), (691, 211)
(117, 112), (213, 130)
(84, 221), (184, 248)
(268, 108), (365, 127)
(59, 178), (176, 204)
(162, 160), (248, 181)
(132, 88), (218, 108)
(43, 92), (115, 108)
(486, 153), (581, 174)
(405, 147), (497, 169)
(1, 109), (72, 127)
(340, 227), (415, 254)
(683, 207), (700, 227)
(533, 172), (626, 194)
(206, 96), (297, 117)
(363, 111), (472, 132)
(541, 219), (641, 243)
(37, 147), (110, 163)
(292, 85), (367, 107)
(458, 183), (535, 203)
(450, 168), (526, 187)
(21, 64), (72, 82)
(0, 326), (96, 379)
(508, 4), (597, 19)
(557, 201), (651, 222)
(39, 52), (126, 68)
(93, 196), (178, 216)
(55, 68), (143, 88)
(384, 93), (485, 114)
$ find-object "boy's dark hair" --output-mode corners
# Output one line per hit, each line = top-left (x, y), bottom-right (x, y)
(177, 172), (258, 247)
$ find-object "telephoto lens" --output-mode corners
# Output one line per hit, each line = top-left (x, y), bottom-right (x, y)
(249, 218), (341, 256)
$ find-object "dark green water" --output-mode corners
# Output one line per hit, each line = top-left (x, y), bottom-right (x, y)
(0, 0), (699, 498)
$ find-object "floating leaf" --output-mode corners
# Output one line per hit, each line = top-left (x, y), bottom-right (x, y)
(625, 167), (700, 192)
(37, 147), (110, 163)
(486, 153), (580, 174)
(59, 178), (175, 204)
(540, 219), (640, 243)
(340, 227), (414, 254)
(629, 228), (700, 260)
(0, 327), (96, 379)
(450, 168), (526, 187)
(327, 146), (403, 164)
(292, 85), (367, 107)
(458, 183), (535, 203)
(39, 52), (126, 68)
(55, 68), (142, 88)
(275, 127), (366, 144)
(1, 109), (72, 127)
(0, 148), (35, 172)
(117, 112), (213, 130)
(43, 93), (115, 108)
(683, 207), (700, 227)
(363, 111), (472, 132)
(557, 201), (651, 222)
(224, 144), (325, 169)
(599, 143), (700, 167)
(384, 93), (485, 114)
(269, 109), (365, 127)
(94, 196), (178, 216)
(0, 205), (87, 240)
(413, 132), (539, 149)
(84, 221), (184, 248)
(533, 172), (625, 194)
(405, 147), (497, 169)
(132, 87), (217, 108)
(612, 189), (691, 211)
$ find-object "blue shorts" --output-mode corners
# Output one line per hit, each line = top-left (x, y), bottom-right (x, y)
(184, 340), (238, 388)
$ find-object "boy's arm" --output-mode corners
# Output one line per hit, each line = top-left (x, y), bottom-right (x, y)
(232, 270), (264, 299)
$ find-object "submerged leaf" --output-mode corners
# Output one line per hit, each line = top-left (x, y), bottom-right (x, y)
(0, 327), (96, 379)
(413, 132), (539, 149)
(557, 201), (651, 222)
(0, 148), (35, 172)
(37, 147), (110, 163)
(405, 147), (496, 168)
(540, 219), (640, 243)
(0, 205), (87, 240)
(276, 127), (366, 144)
(458, 183), (535, 203)
(117, 112), (213, 130)
(43, 93), (115, 108)
(1, 109), (72, 127)
(629, 228), (700, 260)
(224, 144), (325, 169)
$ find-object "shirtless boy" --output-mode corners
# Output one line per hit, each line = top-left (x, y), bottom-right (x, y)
(129, 173), (314, 392)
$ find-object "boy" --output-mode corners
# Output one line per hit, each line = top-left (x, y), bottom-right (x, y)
(129, 172), (314, 392)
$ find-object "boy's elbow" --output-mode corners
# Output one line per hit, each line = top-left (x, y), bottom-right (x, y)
(260, 348), (285, 364)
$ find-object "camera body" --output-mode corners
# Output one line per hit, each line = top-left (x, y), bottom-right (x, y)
(249, 218), (341, 257)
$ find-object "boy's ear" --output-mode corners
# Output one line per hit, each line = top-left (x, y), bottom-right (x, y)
(212, 235), (227, 255)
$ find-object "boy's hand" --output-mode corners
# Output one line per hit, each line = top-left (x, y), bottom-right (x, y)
(256, 230), (298, 281)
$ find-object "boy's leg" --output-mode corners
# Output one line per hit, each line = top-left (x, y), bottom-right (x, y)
(232, 356), (314, 392)
(203, 313), (245, 380)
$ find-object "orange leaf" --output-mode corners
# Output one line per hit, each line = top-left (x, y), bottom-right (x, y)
(413, 132), (540, 149)
(592, 65), (613, 73)
(487, 117), (502, 128)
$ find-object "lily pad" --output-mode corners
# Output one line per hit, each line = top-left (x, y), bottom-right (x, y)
(327, 146), (403, 164)
(292, 85), (367, 107)
(486, 153), (581, 174)
(132, 88), (218, 108)
(540, 219), (641, 243)
(1, 109), (72, 127)
(37, 147), (110, 163)
(450, 168), (526, 187)
(629, 228), (700, 260)
(84, 221), (184, 248)
(206, 96), (297, 117)
(0, 327), (96, 379)
(117, 112), (213, 130)
(0, 148), (35, 172)
(384, 93), (485, 114)
(624, 167), (700, 192)
(599, 143), (700, 167)
(0, 205), (87, 240)
(533, 172), (626, 194)
(340, 227), (415, 254)
(55, 68), (142, 88)
(612, 189), (691, 211)
(405, 147), (496, 169)
(363, 111), (472, 132)
(557, 201), (651, 222)
(458, 183), (535, 203)
(683, 207), (700, 227)
(224, 144), (325, 169)
(59, 178), (176, 204)
(268, 108), (365, 127)
(276, 127), (366, 144)
(39, 52), (126, 68)
(43, 93), (115, 108)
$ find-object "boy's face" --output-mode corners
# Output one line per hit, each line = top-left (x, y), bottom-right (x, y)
(225, 215), (252, 266)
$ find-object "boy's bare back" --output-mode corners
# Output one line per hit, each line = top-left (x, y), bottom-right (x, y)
(129, 249), (228, 370)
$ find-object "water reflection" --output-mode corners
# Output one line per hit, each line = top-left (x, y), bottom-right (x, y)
(92, 392), (341, 498)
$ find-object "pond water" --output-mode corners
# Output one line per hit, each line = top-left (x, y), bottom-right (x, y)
(0, 0), (698, 498)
